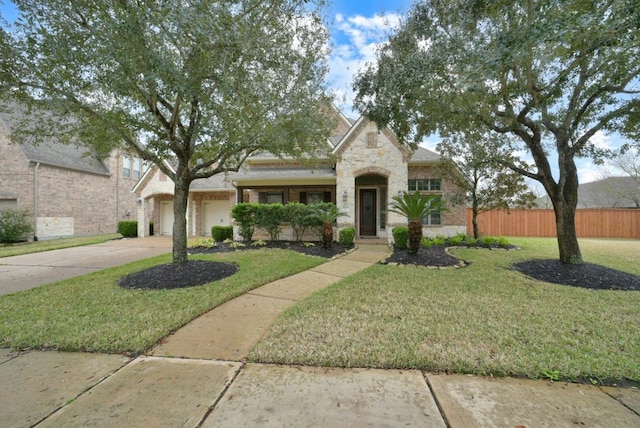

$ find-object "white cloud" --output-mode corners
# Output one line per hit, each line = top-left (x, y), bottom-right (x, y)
(328, 13), (403, 118)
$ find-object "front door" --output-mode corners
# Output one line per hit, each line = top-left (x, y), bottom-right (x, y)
(359, 189), (377, 236)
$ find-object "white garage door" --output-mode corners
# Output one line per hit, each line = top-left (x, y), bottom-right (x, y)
(160, 201), (174, 235)
(203, 201), (230, 236)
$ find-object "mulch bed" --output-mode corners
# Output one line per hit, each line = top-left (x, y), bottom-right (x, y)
(513, 259), (640, 291)
(119, 260), (239, 290)
(119, 241), (353, 290)
(382, 245), (465, 268)
(188, 240), (354, 259)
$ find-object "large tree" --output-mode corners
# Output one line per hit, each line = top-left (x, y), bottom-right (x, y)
(1, 0), (333, 264)
(438, 133), (537, 239)
(354, 0), (640, 264)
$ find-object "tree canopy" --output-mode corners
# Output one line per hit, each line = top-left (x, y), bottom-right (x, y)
(437, 133), (537, 239)
(2, 0), (333, 263)
(354, 0), (640, 264)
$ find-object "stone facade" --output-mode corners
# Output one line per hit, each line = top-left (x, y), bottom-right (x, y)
(335, 119), (409, 239)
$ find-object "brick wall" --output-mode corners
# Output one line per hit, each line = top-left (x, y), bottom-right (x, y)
(408, 165), (467, 236)
(0, 129), (140, 238)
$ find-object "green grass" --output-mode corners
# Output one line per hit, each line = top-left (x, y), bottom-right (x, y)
(250, 238), (640, 384)
(0, 234), (121, 258)
(0, 249), (324, 354)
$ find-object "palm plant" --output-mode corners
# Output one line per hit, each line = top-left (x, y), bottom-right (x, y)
(388, 192), (445, 253)
(307, 204), (347, 248)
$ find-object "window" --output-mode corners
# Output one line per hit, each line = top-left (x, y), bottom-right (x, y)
(133, 158), (143, 180)
(408, 179), (441, 191)
(123, 156), (131, 178)
(266, 192), (284, 204)
(422, 212), (441, 225)
(421, 196), (442, 225)
(306, 192), (325, 204)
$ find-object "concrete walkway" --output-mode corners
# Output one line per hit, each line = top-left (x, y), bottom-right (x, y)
(1, 243), (639, 427)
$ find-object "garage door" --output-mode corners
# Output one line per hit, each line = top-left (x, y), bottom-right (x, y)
(203, 201), (230, 236)
(160, 201), (174, 235)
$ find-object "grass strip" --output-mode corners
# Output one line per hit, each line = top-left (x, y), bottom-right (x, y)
(250, 238), (640, 384)
(0, 234), (121, 258)
(0, 249), (324, 354)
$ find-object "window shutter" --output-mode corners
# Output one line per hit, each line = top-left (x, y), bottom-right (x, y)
(258, 192), (266, 203)
(300, 192), (307, 204)
(323, 191), (331, 203)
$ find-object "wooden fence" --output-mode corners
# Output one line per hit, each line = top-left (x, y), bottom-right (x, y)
(466, 208), (640, 239)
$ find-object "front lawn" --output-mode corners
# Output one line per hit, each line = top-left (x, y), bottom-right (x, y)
(250, 238), (640, 384)
(0, 234), (121, 258)
(0, 249), (324, 354)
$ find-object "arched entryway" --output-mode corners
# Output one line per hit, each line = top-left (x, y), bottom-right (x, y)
(355, 174), (388, 238)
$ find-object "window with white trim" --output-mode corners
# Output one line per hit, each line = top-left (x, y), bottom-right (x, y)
(408, 179), (442, 191)
(123, 156), (131, 178)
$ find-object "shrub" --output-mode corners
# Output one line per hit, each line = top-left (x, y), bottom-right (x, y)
(255, 203), (285, 241)
(191, 237), (216, 248)
(305, 204), (345, 248)
(481, 236), (498, 246)
(0, 208), (33, 243)
(251, 239), (267, 247)
(392, 226), (408, 249)
(421, 236), (432, 249)
(149, 221), (154, 236)
(431, 235), (446, 246)
(339, 227), (355, 247)
(448, 235), (465, 246)
(231, 203), (259, 241)
(465, 237), (478, 246)
(497, 236), (511, 247)
(211, 225), (233, 241)
(284, 202), (316, 241)
(118, 221), (138, 238)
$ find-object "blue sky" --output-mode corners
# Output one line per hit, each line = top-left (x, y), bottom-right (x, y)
(1, 0), (628, 184)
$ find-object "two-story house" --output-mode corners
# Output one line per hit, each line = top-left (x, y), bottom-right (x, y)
(0, 103), (143, 239)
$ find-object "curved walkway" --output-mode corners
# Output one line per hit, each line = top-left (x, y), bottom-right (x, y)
(1, 243), (639, 427)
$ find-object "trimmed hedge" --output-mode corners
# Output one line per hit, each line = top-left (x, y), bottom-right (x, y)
(392, 226), (408, 249)
(212, 225), (233, 241)
(118, 221), (138, 238)
(339, 227), (355, 247)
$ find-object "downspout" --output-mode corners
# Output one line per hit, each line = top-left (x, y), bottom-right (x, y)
(33, 162), (40, 241)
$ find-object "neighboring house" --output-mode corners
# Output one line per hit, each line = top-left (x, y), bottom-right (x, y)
(536, 176), (640, 209)
(133, 106), (467, 242)
(0, 106), (143, 239)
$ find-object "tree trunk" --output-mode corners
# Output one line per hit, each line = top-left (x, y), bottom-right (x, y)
(550, 150), (583, 265)
(553, 198), (583, 264)
(408, 220), (422, 254)
(471, 200), (480, 239)
(172, 172), (191, 264)
(322, 222), (333, 248)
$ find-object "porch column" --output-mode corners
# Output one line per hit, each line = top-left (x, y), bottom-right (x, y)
(137, 198), (149, 237)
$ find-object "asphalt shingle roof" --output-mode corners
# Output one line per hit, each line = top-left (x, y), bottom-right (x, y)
(0, 101), (110, 176)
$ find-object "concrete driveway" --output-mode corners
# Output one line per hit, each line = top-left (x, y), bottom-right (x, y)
(0, 236), (172, 295)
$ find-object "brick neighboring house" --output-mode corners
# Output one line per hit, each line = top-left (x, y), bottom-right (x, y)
(133, 106), (467, 242)
(0, 106), (143, 239)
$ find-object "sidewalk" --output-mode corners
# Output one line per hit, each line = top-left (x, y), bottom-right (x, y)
(1, 244), (639, 427)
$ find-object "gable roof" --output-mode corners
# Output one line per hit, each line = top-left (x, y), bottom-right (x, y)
(409, 146), (441, 164)
(0, 101), (110, 176)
